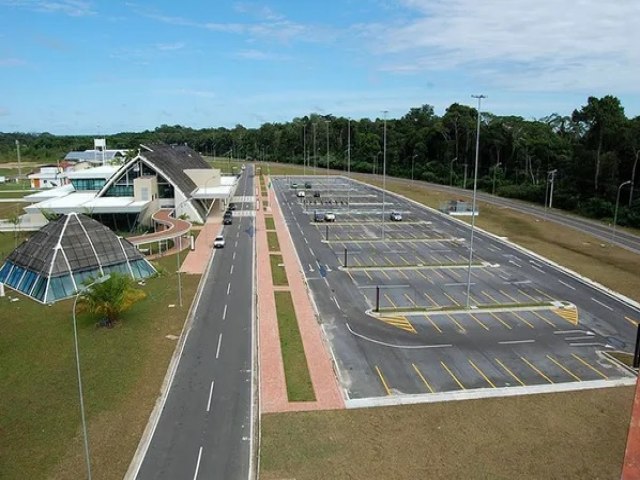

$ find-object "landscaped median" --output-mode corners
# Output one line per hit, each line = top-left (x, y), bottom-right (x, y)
(265, 215), (276, 230)
(267, 231), (280, 252)
(269, 254), (288, 286)
(274, 291), (316, 402)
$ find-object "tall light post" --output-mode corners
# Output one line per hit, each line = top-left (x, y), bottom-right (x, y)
(325, 120), (331, 183)
(313, 123), (318, 176)
(543, 169), (557, 220)
(449, 157), (458, 186)
(174, 200), (191, 308)
(347, 118), (351, 211)
(303, 124), (307, 177)
(411, 154), (418, 184)
(612, 180), (632, 242)
(382, 110), (388, 240)
(465, 94), (486, 309)
(15, 139), (22, 182)
(630, 152), (639, 207)
(73, 274), (111, 480)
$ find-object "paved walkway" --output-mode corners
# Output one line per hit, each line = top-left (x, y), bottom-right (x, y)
(623, 375), (640, 479)
(128, 209), (192, 245)
(180, 213), (223, 275)
(258, 176), (344, 413)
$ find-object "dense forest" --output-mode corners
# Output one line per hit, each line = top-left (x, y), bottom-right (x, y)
(1, 95), (639, 227)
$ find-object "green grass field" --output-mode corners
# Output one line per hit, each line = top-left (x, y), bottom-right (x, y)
(274, 291), (315, 402)
(0, 254), (200, 479)
(269, 254), (288, 286)
(267, 231), (280, 252)
(265, 216), (276, 230)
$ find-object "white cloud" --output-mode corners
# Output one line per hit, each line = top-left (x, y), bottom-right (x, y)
(363, 0), (640, 92)
(155, 42), (186, 51)
(234, 49), (290, 61)
(0, 0), (94, 16)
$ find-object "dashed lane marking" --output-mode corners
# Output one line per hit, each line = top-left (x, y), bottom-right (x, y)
(546, 355), (581, 381)
(412, 363), (435, 393)
(440, 361), (466, 390)
(468, 359), (497, 388)
(520, 356), (553, 384)
(494, 358), (526, 386)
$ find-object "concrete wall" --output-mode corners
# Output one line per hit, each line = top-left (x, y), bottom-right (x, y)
(134, 176), (159, 226)
(184, 168), (220, 187)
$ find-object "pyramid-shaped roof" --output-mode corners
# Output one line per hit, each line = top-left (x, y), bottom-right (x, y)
(0, 213), (156, 303)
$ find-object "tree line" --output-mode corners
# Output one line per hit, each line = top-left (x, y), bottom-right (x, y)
(1, 95), (638, 227)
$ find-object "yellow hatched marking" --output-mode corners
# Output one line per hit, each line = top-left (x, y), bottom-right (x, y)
(512, 312), (535, 329)
(534, 287), (555, 301)
(520, 356), (554, 383)
(499, 289), (519, 303)
(443, 292), (460, 306)
(626, 316), (639, 327)
(399, 255), (411, 265)
(469, 313), (490, 331)
(469, 360), (497, 388)
(494, 358), (526, 386)
(571, 353), (608, 379)
(427, 316), (443, 334)
(489, 312), (512, 330)
(446, 314), (466, 332)
(384, 293), (397, 308)
(378, 315), (417, 334)
(423, 292), (439, 306)
(553, 307), (578, 326)
(447, 268), (462, 279)
(546, 355), (581, 381)
(441, 361), (466, 389)
(412, 363), (435, 393)
(531, 310), (557, 328)
(375, 366), (392, 395)
(404, 293), (417, 306)
(517, 288), (538, 302)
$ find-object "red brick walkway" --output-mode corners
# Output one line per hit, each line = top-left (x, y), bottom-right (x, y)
(258, 177), (344, 413)
(623, 375), (640, 479)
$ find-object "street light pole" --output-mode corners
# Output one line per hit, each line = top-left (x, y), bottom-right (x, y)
(347, 118), (351, 211)
(449, 157), (458, 186)
(382, 110), (388, 241)
(303, 124), (307, 177)
(612, 180), (632, 243)
(630, 151), (639, 207)
(465, 94), (486, 309)
(543, 169), (557, 221)
(313, 123), (317, 176)
(15, 139), (22, 181)
(73, 275), (111, 480)
(325, 120), (331, 183)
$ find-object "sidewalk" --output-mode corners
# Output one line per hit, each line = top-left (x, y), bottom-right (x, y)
(180, 213), (223, 275)
(258, 176), (344, 413)
(623, 375), (640, 479)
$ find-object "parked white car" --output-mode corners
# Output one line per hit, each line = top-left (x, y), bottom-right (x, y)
(297, 190), (306, 198)
(390, 211), (403, 221)
(324, 212), (336, 222)
(213, 235), (225, 248)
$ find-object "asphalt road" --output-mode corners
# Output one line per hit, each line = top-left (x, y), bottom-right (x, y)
(273, 176), (639, 400)
(135, 167), (255, 479)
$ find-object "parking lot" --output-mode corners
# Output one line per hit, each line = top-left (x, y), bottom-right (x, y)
(272, 175), (639, 400)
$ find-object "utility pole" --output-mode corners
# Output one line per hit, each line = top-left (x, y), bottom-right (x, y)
(15, 139), (22, 180)
(303, 124), (307, 177)
(382, 110), (388, 241)
(347, 118), (351, 211)
(325, 120), (331, 182)
(313, 123), (317, 176)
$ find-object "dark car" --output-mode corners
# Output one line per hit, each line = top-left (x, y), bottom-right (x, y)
(305, 182), (312, 189)
(223, 210), (232, 218)
(314, 211), (324, 222)
(313, 191), (321, 198)
(228, 203), (237, 211)
(223, 217), (232, 225)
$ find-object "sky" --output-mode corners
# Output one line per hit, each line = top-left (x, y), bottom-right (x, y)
(1, 0), (639, 134)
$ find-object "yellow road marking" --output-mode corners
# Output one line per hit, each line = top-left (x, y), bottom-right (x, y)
(347, 233), (354, 240)
(352, 256), (361, 266)
(381, 270), (391, 280)
(553, 307), (579, 325)
(571, 353), (608, 379)
(443, 255), (455, 263)
(446, 313), (466, 332)
(383, 255), (394, 266)
(441, 361), (466, 389)
(447, 268), (462, 279)
(499, 289), (519, 303)
(531, 310), (557, 328)
(423, 292), (439, 306)
(375, 366), (392, 395)
(546, 355), (581, 381)
(513, 312), (535, 329)
(626, 316), (640, 327)
(412, 363), (435, 393)
(468, 293), (483, 306)
(482, 290), (501, 304)
(443, 292), (460, 306)
(433, 269), (445, 280)
(398, 270), (409, 279)
(404, 293), (417, 306)
(347, 271), (355, 282)
(534, 287), (555, 301)
(364, 270), (372, 281)
(400, 255), (411, 265)
(378, 315), (417, 334)
(427, 316), (443, 333)
(469, 313), (490, 331)
(494, 358), (526, 386)
(520, 356), (554, 383)
(482, 268), (497, 278)
(489, 312), (512, 330)
(469, 360), (496, 388)
(384, 293), (397, 308)
(517, 288), (538, 302)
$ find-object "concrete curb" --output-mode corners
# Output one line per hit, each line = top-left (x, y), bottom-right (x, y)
(124, 225), (220, 480)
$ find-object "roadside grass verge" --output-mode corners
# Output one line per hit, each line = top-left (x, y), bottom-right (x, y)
(267, 231), (280, 252)
(261, 386), (634, 480)
(270, 254), (288, 286)
(610, 351), (635, 368)
(265, 216), (276, 230)
(0, 190), (32, 198)
(0, 254), (200, 479)
(274, 291), (315, 402)
(0, 201), (25, 219)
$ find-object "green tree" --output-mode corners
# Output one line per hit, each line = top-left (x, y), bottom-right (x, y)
(78, 273), (146, 326)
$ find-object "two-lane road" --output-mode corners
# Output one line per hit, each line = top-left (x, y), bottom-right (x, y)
(135, 166), (255, 480)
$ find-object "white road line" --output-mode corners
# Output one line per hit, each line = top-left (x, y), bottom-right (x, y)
(498, 339), (535, 345)
(554, 330), (587, 335)
(233, 251), (236, 260)
(216, 333), (223, 359)
(235, 241), (238, 248)
(488, 245), (502, 252)
(309, 247), (315, 256)
(508, 260), (522, 268)
(230, 265), (234, 275)
(193, 446), (203, 480)
(591, 297), (614, 311)
(223, 304), (227, 320)
(558, 279), (576, 290)
(333, 296), (341, 309)
(227, 282), (231, 295)
(206, 381), (215, 412)
(531, 265), (545, 274)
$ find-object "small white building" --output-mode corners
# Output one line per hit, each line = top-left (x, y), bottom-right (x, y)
(28, 166), (63, 189)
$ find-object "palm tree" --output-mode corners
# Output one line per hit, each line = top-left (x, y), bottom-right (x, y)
(78, 273), (146, 326)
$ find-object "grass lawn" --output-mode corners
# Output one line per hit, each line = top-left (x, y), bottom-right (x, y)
(265, 216), (275, 230)
(270, 254), (288, 286)
(261, 386), (634, 480)
(0, 201), (25, 220)
(0, 190), (32, 198)
(0, 254), (201, 479)
(267, 232), (280, 252)
(274, 291), (315, 402)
